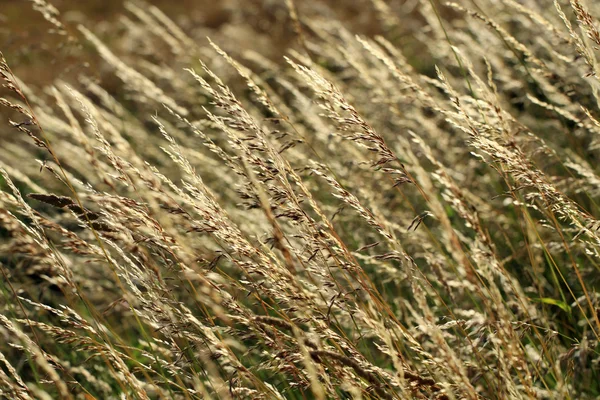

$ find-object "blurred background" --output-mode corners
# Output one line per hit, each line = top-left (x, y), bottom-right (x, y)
(1, 0), (411, 87)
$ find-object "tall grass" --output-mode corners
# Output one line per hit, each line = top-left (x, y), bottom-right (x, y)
(1, 0), (600, 398)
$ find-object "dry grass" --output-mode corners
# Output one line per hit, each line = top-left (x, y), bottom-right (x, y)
(1, 0), (600, 398)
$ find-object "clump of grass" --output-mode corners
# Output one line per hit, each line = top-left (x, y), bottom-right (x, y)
(1, 0), (600, 398)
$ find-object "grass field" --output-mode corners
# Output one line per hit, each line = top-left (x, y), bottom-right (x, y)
(1, 0), (600, 399)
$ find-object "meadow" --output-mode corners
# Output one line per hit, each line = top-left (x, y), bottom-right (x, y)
(1, 0), (600, 398)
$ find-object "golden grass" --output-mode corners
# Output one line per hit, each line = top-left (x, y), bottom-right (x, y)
(1, 0), (600, 398)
